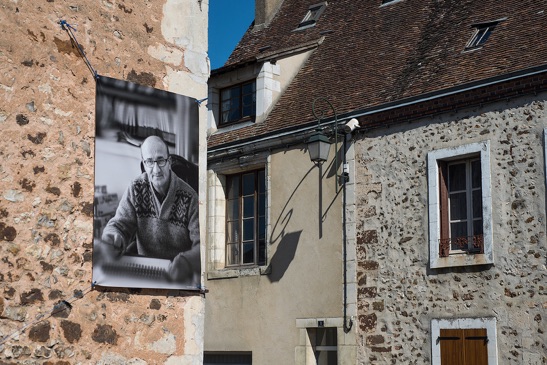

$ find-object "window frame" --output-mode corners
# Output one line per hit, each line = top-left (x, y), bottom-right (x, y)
(439, 157), (484, 256)
(427, 141), (493, 269)
(296, 318), (347, 365)
(206, 154), (271, 279)
(219, 80), (256, 126)
(312, 327), (338, 363)
(380, 0), (403, 6)
(296, 2), (327, 30)
(225, 169), (267, 267)
(464, 19), (505, 51)
(431, 317), (498, 365)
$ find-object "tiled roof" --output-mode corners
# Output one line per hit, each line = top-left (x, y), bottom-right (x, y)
(209, 0), (547, 148)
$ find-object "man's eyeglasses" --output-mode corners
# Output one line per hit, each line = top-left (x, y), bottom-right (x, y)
(143, 157), (169, 168)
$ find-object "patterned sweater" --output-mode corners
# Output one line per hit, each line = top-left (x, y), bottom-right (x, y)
(102, 172), (200, 266)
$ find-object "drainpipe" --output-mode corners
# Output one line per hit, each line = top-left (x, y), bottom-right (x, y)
(341, 133), (353, 334)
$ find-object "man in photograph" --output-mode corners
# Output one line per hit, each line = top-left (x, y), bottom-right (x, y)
(100, 135), (200, 283)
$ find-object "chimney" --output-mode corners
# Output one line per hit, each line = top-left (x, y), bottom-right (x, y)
(255, 0), (284, 29)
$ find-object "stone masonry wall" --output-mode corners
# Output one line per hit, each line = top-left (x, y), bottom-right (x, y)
(355, 93), (547, 364)
(0, 1), (208, 364)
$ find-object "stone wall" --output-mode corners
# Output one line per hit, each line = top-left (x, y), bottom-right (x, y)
(0, 0), (208, 364)
(355, 93), (547, 364)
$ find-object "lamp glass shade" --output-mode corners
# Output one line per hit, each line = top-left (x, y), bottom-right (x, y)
(307, 132), (331, 163)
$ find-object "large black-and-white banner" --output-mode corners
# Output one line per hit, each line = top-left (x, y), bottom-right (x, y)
(93, 76), (200, 290)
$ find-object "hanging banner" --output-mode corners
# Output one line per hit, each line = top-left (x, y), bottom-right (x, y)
(92, 76), (201, 290)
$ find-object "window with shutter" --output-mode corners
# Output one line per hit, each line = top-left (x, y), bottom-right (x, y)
(439, 328), (488, 365)
(431, 318), (497, 365)
(427, 141), (493, 268)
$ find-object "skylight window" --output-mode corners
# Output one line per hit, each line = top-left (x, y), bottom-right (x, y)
(465, 19), (504, 50)
(297, 2), (327, 29)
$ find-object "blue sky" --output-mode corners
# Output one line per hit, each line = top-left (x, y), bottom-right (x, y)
(208, 0), (255, 70)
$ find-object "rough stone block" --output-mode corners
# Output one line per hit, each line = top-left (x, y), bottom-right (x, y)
(366, 334), (385, 345)
(20, 288), (44, 305)
(29, 321), (50, 342)
(92, 324), (118, 345)
(61, 320), (82, 344)
(359, 313), (377, 332)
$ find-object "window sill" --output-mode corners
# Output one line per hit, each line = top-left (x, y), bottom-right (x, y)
(207, 265), (271, 280)
(430, 253), (493, 269)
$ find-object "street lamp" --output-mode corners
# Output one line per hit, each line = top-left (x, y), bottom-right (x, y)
(307, 97), (335, 165)
(307, 128), (331, 164)
(307, 97), (355, 335)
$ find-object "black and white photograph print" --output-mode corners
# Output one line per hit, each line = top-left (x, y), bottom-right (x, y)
(92, 76), (201, 290)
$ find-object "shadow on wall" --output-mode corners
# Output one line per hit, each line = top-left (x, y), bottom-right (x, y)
(267, 230), (302, 283)
(266, 163), (316, 283)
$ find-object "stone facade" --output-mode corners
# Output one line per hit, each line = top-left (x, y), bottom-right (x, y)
(355, 93), (547, 364)
(0, 0), (208, 364)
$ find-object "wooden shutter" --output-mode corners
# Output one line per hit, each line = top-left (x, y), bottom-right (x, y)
(440, 329), (464, 365)
(438, 161), (450, 257)
(464, 329), (488, 365)
(439, 328), (488, 365)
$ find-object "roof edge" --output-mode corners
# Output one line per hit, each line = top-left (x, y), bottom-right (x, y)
(208, 63), (547, 157)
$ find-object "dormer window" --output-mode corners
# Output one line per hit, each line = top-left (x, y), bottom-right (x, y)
(465, 19), (504, 50)
(220, 80), (256, 125)
(297, 2), (327, 30)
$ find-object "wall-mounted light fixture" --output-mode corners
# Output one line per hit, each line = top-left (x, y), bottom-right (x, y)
(307, 97), (335, 165)
(307, 97), (356, 335)
(307, 128), (331, 164)
(307, 98), (360, 184)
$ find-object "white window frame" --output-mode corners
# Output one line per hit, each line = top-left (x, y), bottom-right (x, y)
(463, 18), (506, 51)
(445, 158), (483, 254)
(431, 317), (498, 365)
(208, 62), (280, 133)
(427, 141), (493, 268)
(206, 153), (271, 279)
(296, 2), (327, 30)
(380, 0), (404, 7)
(296, 318), (349, 365)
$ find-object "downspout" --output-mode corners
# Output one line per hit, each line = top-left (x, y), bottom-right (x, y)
(341, 133), (353, 334)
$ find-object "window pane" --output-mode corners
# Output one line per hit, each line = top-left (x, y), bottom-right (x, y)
(258, 216), (266, 239)
(242, 241), (254, 264)
(226, 243), (239, 265)
(242, 173), (255, 195)
(258, 170), (265, 192)
(450, 222), (468, 241)
(449, 192), (467, 220)
(448, 163), (466, 191)
(242, 95), (255, 117)
(242, 82), (255, 94)
(227, 199), (239, 221)
(226, 221), (239, 244)
(471, 160), (481, 188)
(473, 219), (483, 236)
(258, 238), (266, 266)
(317, 328), (337, 346)
(220, 88), (231, 102)
(243, 196), (254, 218)
(227, 176), (240, 199)
(243, 218), (255, 241)
(221, 100), (231, 113)
(221, 111), (230, 124)
(316, 351), (337, 365)
(472, 190), (482, 218)
(229, 97), (241, 121)
(258, 193), (266, 216)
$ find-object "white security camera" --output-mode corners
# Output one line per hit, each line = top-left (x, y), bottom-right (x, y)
(343, 118), (360, 133)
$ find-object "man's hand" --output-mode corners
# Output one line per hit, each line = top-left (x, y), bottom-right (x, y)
(168, 254), (194, 282)
(101, 232), (126, 257)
